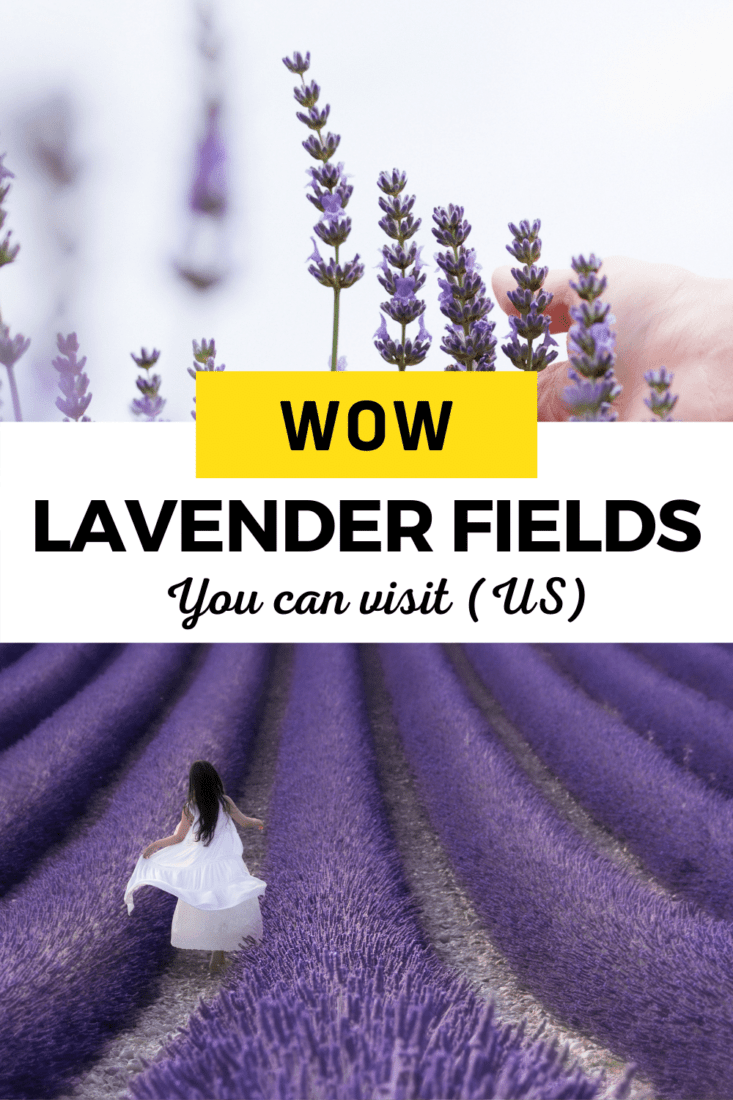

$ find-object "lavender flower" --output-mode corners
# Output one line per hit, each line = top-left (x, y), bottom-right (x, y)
(130, 347), (165, 421)
(0, 153), (25, 420)
(52, 332), (91, 421)
(189, 336), (225, 420)
(501, 219), (558, 372)
(190, 102), (227, 216)
(645, 366), (678, 421)
(373, 170), (431, 370)
(563, 254), (621, 420)
(283, 51), (364, 371)
(0, 154), (19, 269)
(432, 205), (496, 371)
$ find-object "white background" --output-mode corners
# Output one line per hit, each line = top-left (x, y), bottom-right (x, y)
(1, 424), (727, 641)
(0, 0), (731, 419)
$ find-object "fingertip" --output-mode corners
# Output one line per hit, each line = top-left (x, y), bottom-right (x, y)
(491, 265), (517, 315)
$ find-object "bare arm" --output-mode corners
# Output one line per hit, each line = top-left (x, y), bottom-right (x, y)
(143, 810), (191, 858)
(224, 795), (264, 830)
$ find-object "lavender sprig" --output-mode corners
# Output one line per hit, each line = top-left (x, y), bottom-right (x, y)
(130, 347), (165, 421)
(432, 205), (495, 371)
(373, 169), (431, 370)
(189, 336), (225, 420)
(0, 153), (26, 420)
(52, 332), (91, 421)
(645, 366), (678, 421)
(502, 219), (558, 372)
(563, 254), (621, 421)
(283, 51), (364, 371)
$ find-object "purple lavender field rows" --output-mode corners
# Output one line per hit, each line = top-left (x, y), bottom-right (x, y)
(465, 643), (733, 921)
(131, 644), (599, 1100)
(0, 644), (272, 1099)
(379, 644), (733, 1099)
(0, 643), (115, 751)
(543, 643), (733, 797)
(628, 643), (733, 711)
(0, 643), (195, 893)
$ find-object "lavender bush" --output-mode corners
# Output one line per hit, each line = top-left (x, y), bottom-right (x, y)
(283, 51), (364, 372)
(465, 644), (733, 921)
(563, 254), (620, 420)
(378, 643), (733, 1099)
(501, 220), (558, 372)
(131, 644), (601, 1100)
(544, 642), (733, 799)
(0, 644), (272, 1099)
(373, 169), (431, 370)
(0, 642), (113, 751)
(52, 330), (92, 420)
(432, 205), (496, 371)
(0, 643), (193, 893)
(0, 642), (32, 671)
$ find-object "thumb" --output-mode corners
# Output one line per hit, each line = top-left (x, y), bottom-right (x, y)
(491, 265), (578, 333)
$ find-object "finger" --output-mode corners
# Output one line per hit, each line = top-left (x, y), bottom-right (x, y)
(491, 265), (579, 333)
(537, 359), (572, 422)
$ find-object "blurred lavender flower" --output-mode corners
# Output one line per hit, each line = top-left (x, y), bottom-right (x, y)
(130, 347), (165, 421)
(373, 169), (431, 370)
(564, 254), (621, 421)
(0, 154), (20, 269)
(52, 332), (91, 421)
(283, 50), (364, 371)
(176, 5), (230, 292)
(0, 323), (30, 422)
(432, 205), (495, 371)
(189, 336), (225, 420)
(502, 219), (558, 372)
(645, 366), (678, 421)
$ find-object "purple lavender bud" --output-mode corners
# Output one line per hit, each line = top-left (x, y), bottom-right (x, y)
(285, 52), (362, 370)
(644, 366), (678, 421)
(377, 168), (407, 195)
(433, 206), (495, 371)
(189, 103), (227, 216)
(283, 51), (311, 74)
(501, 219), (557, 373)
(293, 81), (320, 108)
(52, 331), (92, 422)
(0, 154), (19, 268)
(0, 325), (30, 368)
(374, 169), (431, 369)
(296, 105), (330, 131)
(564, 255), (621, 420)
(130, 347), (161, 370)
(189, 338), (225, 419)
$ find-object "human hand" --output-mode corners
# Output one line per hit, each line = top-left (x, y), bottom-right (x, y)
(142, 843), (157, 859)
(492, 257), (733, 421)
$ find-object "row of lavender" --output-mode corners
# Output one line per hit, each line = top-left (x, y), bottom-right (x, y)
(0, 644), (196, 893)
(0, 644), (272, 1099)
(465, 643), (733, 920)
(378, 644), (733, 1099)
(130, 644), (601, 1100)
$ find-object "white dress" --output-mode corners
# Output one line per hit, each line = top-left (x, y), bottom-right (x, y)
(124, 804), (266, 951)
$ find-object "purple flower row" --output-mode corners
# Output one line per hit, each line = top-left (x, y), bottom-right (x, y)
(465, 644), (733, 921)
(628, 643), (733, 711)
(378, 644), (733, 1099)
(0, 642), (114, 752)
(0, 643), (194, 894)
(543, 643), (733, 799)
(0, 642), (31, 672)
(0, 644), (272, 1099)
(131, 644), (600, 1100)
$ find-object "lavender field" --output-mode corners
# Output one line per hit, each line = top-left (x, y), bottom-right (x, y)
(2, 642), (733, 1099)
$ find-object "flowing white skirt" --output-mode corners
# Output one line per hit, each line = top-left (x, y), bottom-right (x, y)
(124, 807), (266, 951)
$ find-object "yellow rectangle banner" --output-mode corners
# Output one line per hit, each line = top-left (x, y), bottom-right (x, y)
(196, 371), (536, 478)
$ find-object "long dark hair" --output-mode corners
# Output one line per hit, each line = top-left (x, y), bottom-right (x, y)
(186, 760), (227, 846)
